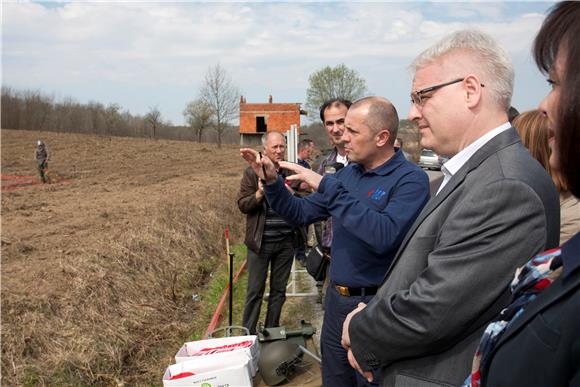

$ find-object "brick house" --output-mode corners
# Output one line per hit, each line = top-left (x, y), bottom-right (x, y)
(239, 95), (306, 146)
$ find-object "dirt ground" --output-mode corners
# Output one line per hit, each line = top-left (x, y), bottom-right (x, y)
(1, 129), (246, 271)
(1, 129), (250, 385)
(2, 128), (328, 386)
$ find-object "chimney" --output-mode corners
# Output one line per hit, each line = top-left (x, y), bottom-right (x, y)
(240, 95), (245, 104)
(268, 95), (273, 104)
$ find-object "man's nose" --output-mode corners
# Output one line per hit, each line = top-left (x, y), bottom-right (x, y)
(407, 103), (421, 121)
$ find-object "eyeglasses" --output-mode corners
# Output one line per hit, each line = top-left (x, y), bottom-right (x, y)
(410, 78), (485, 107)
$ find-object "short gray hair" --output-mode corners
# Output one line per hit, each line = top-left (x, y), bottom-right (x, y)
(410, 29), (514, 110)
(261, 131), (285, 146)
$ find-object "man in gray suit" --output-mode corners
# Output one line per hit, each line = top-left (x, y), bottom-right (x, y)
(341, 30), (560, 386)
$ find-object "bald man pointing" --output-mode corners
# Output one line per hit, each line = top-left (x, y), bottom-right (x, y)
(241, 97), (429, 386)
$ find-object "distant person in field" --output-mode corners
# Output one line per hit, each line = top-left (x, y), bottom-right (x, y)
(34, 140), (49, 183)
(237, 131), (298, 334)
(394, 137), (411, 160)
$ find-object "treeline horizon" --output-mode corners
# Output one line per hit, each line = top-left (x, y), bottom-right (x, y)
(0, 86), (241, 144)
(1, 86), (420, 156)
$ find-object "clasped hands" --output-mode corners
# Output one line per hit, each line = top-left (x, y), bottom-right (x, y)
(342, 302), (374, 383)
(240, 148), (323, 191)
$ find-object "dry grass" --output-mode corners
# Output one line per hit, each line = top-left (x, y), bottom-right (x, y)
(1, 129), (246, 385)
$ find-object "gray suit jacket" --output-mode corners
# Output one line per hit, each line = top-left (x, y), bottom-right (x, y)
(349, 129), (560, 386)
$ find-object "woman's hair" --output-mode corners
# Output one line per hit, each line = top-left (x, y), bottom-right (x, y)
(533, 1), (580, 198)
(513, 110), (566, 192)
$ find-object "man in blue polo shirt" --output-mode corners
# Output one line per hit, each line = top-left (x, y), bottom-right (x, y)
(240, 96), (430, 386)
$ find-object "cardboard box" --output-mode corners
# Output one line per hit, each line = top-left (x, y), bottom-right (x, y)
(175, 336), (259, 377)
(162, 354), (252, 387)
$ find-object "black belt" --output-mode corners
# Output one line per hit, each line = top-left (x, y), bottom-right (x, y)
(333, 284), (378, 297)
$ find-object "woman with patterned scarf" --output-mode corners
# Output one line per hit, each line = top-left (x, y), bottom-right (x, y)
(464, 2), (580, 386)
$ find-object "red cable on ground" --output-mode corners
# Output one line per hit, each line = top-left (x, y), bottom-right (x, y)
(1, 174), (37, 180)
(1, 174), (72, 191)
(203, 259), (247, 339)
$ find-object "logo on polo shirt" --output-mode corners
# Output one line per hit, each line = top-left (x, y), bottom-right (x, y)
(367, 188), (386, 201)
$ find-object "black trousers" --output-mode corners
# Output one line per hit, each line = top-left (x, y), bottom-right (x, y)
(242, 236), (294, 334)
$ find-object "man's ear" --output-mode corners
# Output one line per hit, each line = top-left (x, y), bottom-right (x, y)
(376, 129), (391, 147)
(464, 74), (483, 108)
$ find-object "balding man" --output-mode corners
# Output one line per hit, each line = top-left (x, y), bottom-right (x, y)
(342, 30), (559, 387)
(241, 97), (430, 386)
(237, 131), (298, 335)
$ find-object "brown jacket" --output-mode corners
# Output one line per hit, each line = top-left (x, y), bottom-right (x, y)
(237, 166), (301, 254)
(237, 166), (267, 254)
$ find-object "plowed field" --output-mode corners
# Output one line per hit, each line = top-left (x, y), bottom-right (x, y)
(1, 129), (247, 385)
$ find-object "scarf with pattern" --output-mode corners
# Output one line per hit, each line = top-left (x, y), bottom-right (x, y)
(463, 247), (563, 387)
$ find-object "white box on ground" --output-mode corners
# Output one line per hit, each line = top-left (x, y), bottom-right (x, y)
(162, 354), (252, 387)
(175, 335), (260, 377)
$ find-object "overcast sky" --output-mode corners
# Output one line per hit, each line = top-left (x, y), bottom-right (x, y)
(3, 1), (555, 126)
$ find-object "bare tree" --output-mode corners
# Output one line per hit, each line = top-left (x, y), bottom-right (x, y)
(199, 64), (239, 148)
(183, 99), (213, 143)
(22, 90), (53, 130)
(104, 103), (121, 135)
(145, 106), (162, 139)
(1, 87), (158, 139)
(1, 87), (23, 129)
(87, 101), (105, 134)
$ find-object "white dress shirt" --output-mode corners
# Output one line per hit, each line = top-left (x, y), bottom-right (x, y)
(336, 152), (348, 166)
(437, 122), (512, 195)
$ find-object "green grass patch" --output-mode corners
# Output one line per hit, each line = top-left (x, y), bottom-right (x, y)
(188, 243), (319, 340)
(189, 243), (249, 340)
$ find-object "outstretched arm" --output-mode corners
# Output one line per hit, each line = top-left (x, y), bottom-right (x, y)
(240, 148), (277, 183)
(279, 161), (323, 191)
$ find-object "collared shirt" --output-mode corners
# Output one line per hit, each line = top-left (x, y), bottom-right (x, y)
(265, 149), (430, 287)
(336, 152), (348, 166)
(437, 122), (512, 195)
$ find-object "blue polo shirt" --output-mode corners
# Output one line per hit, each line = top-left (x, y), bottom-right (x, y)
(264, 149), (430, 287)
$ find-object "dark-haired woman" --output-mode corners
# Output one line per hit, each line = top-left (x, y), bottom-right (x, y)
(464, 2), (580, 386)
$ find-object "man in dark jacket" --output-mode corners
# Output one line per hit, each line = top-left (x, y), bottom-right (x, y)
(341, 30), (559, 387)
(316, 99), (351, 257)
(237, 131), (295, 335)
